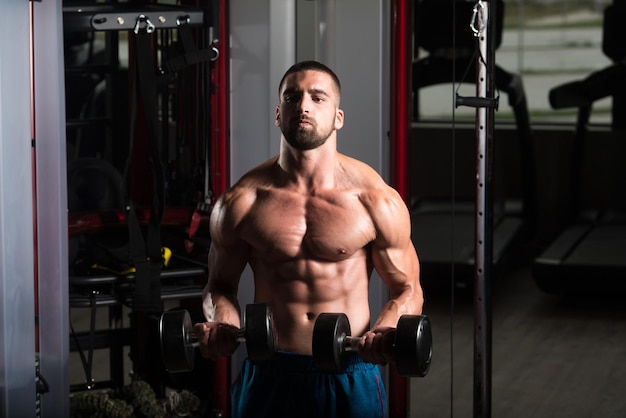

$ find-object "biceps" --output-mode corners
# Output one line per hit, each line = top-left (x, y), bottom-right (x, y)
(207, 240), (250, 293)
(372, 242), (420, 293)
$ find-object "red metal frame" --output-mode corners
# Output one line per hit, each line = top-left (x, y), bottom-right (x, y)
(389, 0), (412, 417)
(210, 0), (231, 415)
(390, 0), (412, 202)
(211, 0), (230, 198)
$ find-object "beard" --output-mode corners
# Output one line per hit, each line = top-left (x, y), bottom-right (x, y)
(282, 117), (333, 150)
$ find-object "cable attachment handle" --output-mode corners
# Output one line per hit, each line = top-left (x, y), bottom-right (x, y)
(470, 0), (487, 37)
(134, 14), (155, 35)
(455, 94), (499, 110)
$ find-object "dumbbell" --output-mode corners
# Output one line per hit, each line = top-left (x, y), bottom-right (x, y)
(312, 313), (432, 377)
(159, 303), (278, 373)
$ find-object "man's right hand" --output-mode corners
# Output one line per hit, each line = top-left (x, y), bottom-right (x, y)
(193, 322), (242, 360)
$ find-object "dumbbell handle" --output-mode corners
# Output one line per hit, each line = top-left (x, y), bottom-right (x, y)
(187, 327), (247, 346)
(341, 335), (361, 352)
(341, 332), (395, 353)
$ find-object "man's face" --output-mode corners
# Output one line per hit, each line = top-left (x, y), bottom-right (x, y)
(275, 70), (344, 150)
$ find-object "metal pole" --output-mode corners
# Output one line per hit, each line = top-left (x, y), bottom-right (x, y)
(472, 1), (494, 417)
(389, 1), (412, 203)
(1, 1), (37, 417)
(211, 0), (231, 416)
(32, 0), (71, 416)
(389, 1), (412, 416)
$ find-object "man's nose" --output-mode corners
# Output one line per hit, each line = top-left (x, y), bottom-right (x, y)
(297, 95), (312, 113)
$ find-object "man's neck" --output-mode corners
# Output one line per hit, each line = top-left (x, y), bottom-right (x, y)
(277, 137), (339, 191)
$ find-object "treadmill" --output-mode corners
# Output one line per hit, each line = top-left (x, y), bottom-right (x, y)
(410, 0), (536, 290)
(532, 0), (626, 294)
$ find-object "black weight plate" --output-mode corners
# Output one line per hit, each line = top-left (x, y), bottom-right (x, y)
(244, 303), (277, 362)
(159, 309), (195, 373)
(394, 315), (432, 377)
(312, 313), (351, 373)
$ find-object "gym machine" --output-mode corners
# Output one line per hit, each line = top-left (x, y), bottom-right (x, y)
(532, 0), (626, 295)
(62, 2), (227, 411)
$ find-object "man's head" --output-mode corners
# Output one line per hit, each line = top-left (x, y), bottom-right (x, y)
(275, 61), (344, 151)
(278, 60), (341, 103)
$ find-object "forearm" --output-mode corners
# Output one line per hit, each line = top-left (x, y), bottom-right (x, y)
(359, 283), (423, 365)
(372, 284), (423, 330)
(371, 242), (423, 330)
(197, 284), (242, 360)
(202, 283), (242, 327)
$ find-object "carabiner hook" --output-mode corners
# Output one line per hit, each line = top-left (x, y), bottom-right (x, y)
(177, 15), (191, 26)
(470, 0), (487, 37)
(134, 14), (156, 35)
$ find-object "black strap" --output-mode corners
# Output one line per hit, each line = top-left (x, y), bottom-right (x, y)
(127, 18), (215, 311)
(158, 23), (217, 77)
(127, 20), (167, 313)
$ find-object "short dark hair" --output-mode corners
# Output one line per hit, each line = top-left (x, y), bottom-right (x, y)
(278, 60), (342, 98)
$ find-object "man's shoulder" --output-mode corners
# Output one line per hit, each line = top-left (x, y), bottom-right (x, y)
(218, 157), (278, 205)
(336, 155), (405, 213)
(218, 182), (257, 210)
(338, 154), (397, 195)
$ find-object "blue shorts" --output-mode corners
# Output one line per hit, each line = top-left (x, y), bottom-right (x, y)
(231, 351), (388, 418)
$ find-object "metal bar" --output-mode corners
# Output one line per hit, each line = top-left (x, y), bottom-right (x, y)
(62, 4), (205, 32)
(32, 0), (71, 416)
(1, 2), (37, 418)
(69, 328), (133, 352)
(473, 1), (494, 417)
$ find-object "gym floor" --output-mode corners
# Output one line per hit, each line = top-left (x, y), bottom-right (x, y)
(410, 265), (626, 418)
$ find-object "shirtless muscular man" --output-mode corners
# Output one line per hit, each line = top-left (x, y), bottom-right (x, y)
(194, 60), (423, 418)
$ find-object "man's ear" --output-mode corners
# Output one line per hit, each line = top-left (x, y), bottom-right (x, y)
(275, 105), (280, 126)
(335, 108), (344, 130)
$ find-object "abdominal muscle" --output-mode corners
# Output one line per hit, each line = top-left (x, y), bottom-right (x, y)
(251, 251), (372, 355)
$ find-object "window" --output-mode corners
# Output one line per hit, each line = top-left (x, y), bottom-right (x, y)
(415, 0), (613, 125)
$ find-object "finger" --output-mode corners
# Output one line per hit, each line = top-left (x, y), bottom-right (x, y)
(370, 333), (390, 365)
(206, 323), (240, 358)
(382, 330), (396, 364)
(359, 331), (391, 365)
(193, 323), (211, 358)
(359, 332), (381, 364)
